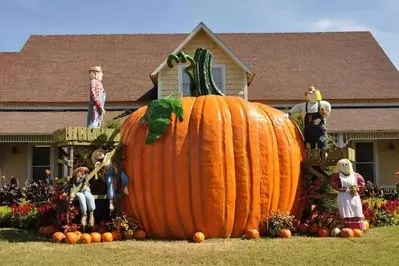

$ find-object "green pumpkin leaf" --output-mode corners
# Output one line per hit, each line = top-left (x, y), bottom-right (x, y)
(141, 97), (184, 144)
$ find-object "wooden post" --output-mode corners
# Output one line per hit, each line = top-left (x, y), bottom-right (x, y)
(68, 146), (74, 177)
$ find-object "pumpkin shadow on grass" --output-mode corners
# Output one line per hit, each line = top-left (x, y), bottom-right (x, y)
(0, 228), (49, 243)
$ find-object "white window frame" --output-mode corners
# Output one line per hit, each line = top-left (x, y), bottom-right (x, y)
(353, 140), (378, 185)
(27, 144), (54, 181)
(178, 64), (226, 96)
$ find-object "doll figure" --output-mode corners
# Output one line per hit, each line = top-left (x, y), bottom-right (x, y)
(69, 167), (96, 228)
(93, 150), (116, 211)
(87, 66), (106, 128)
(330, 159), (365, 230)
(286, 86), (331, 150)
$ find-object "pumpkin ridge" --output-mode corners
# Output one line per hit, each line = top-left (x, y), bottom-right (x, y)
(217, 96), (232, 237)
(182, 97), (197, 237)
(167, 113), (187, 238)
(258, 103), (280, 215)
(222, 97), (237, 237)
(265, 106), (293, 211)
(189, 96), (206, 235)
(123, 109), (146, 226)
(254, 104), (281, 214)
(202, 96), (226, 237)
(243, 100), (261, 232)
(150, 126), (167, 238)
(226, 97), (249, 237)
(135, 118), (153, 236)
(285, 119), (303, 210)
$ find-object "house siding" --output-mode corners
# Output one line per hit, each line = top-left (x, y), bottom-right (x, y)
(159, 30), (246, 98)
(1, 143), (29, 185)
(377, 139), (399, 187)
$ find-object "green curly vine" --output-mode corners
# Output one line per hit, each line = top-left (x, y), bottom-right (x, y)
(167, 48), (225, 96)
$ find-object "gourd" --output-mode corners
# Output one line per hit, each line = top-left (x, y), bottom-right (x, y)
(121, 47), (304, 239)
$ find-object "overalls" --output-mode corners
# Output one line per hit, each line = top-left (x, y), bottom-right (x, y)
(304, 101), (327, 149)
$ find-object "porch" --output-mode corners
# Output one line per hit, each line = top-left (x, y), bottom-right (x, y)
(331, 132), (399, 187)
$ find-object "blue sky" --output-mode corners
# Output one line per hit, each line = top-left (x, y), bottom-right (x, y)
(1, 0), (398, 67)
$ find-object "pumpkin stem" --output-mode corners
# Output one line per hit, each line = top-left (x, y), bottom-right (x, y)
(167, 47), (225, 97)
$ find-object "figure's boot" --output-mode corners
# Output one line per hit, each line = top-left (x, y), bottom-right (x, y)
(109, 201), (115, 211)
(89, 212), (95, 227)
(81, 215), (87, 232)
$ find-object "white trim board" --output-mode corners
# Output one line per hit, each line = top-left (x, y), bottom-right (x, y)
(150, 22), (254, 83)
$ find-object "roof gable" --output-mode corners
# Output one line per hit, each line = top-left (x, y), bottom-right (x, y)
(150, 22), (255, 84)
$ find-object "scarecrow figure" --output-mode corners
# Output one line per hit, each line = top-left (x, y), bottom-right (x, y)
(87, 66), (106, 128)
(69, 167), (96, 228)
(330, 159), (365, 230)
(91, 149), (129, 212)
(286, 86), (331, 149)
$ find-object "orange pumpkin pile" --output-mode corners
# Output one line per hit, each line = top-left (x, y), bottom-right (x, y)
(49, 228), (147, 244)
(121, 96), (305, 240)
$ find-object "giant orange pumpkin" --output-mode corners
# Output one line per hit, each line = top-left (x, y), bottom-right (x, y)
(121, 49), (305, 240)
(121, 95), (304, 239)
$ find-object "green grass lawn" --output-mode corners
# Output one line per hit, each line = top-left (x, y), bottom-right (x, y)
(1, 227), (399, 266)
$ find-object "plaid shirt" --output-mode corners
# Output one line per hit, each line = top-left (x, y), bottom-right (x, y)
(90, 79), (104, 109)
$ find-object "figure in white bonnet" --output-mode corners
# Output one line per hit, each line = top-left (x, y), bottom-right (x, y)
(330, 159), (365, 231)
(286, 86), (331, 150)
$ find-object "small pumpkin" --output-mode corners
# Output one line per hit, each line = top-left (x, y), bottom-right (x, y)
(193, 232), (205, 243)
(245, 229), (260, 239)
(65, 232), (79, 244)
(38, 226), (46, 235)
(52, 232), (66, 243)
(134, 229), (147, 240)
(44, 225), (57, 235)
(112, 231), (121, 241)
(308, 224), (319, 235)
(317, 228), (329, 238)
(363, 220), (370, 231)
(279, 229), (292, 238)
(296, 223), (308, 234)
(339, 228), (354, 238)
(330, 228), (341, 237)
(80, 233), (92, 244)
(353, 229), (363, 237)
(90, 232), (101, 243)
(102, 232), (113, 242)
(74, 231), (82, 239)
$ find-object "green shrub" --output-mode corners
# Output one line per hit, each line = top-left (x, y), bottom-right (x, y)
(10, 202), (39, 229)
(0, 206), (12, 226)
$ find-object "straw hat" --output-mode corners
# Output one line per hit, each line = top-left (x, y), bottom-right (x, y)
(89, 66), (103, 72)
(91, 148), (106, 165)
(73, 167), (89, 177)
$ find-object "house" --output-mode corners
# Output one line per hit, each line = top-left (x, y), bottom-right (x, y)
(0, 22), (398, 187)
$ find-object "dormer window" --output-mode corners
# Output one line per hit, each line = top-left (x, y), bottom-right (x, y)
(178, 65), (225, 96)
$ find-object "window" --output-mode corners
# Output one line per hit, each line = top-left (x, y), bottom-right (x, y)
(354, 142), (374, 183)
(180, 65), (225, 96)
(31, 145), (51, 182)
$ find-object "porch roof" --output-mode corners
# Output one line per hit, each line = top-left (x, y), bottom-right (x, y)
(0, 111), (126, 134)
(328, 108), (399, 133)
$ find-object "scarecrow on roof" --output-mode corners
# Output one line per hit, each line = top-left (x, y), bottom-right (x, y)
(286, 86), (331, 150)
(87, 66), (107, 128)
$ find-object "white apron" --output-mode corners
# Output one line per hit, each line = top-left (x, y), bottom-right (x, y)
(337, 172), (363, 218)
